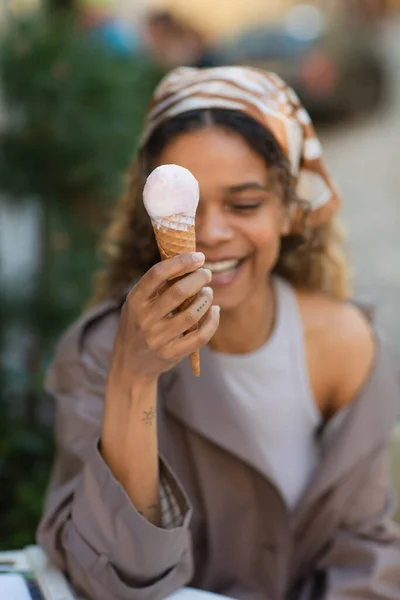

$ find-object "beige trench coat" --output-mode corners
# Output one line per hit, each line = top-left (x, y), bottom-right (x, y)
(37, 295), (400, 600)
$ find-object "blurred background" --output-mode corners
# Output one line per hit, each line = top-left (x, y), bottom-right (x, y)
(0, 0), (399, 550)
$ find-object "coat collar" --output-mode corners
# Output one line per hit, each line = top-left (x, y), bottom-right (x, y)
(161, 345), (279, 483)
(161, 334), (400, 515)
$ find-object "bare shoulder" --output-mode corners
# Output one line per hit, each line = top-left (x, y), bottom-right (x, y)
(295, 289), (376, 412)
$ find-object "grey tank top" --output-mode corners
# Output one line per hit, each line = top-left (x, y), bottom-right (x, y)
(203, 276), (322, 510)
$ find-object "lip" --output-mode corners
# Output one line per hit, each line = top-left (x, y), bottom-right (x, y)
(204, 256), (245, 263)
(208, 257), (248, 288)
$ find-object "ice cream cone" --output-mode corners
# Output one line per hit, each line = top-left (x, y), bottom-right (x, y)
(152, 214), (200, 376)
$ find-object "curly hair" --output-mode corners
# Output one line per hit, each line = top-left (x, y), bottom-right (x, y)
(91, 109), (352, 305)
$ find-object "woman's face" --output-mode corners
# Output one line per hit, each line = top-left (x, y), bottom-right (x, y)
(156, 126), (291, 311)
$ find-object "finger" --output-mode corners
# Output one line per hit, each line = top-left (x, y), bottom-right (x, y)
(165, 305), (221, 362)
(149, 286), (214, 344)
(143, 268), (212, 326)
(137, 253), (205, 301)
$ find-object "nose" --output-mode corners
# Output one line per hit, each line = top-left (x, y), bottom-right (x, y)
(196, 207), (234, 248)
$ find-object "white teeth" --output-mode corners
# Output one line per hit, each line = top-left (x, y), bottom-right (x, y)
(204, 259), (240, 273)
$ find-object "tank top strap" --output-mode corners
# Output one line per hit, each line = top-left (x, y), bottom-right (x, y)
(272, 276), (320, 424)
(271, 275), (304, 351)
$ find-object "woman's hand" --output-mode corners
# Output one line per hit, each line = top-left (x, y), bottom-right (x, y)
(110, 252), (219, 384)
(103, 252), (217, 521)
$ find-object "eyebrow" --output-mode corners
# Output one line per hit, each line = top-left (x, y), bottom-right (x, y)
(223, 182), (273, 194)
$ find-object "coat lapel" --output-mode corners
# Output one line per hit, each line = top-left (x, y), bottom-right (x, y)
(161, 346), (278, 485)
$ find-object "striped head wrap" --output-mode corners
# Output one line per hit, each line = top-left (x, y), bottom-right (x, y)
(140, 66), (340, 229)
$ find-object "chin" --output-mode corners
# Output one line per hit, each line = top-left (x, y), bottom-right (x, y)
(212, 288), (245, 312)
(210, 259), (272, 312)
(210, 264), (251, 311)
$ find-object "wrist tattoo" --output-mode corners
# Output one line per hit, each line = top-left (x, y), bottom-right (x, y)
(141, 407), (156, 426)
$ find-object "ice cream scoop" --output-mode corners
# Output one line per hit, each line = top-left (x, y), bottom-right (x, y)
(143, 164), (201, 376)
(143, 164), (200, 222)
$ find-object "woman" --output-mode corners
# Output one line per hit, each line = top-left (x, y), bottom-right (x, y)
(37, 67), (400, 600)
(143, 11), (217, 69)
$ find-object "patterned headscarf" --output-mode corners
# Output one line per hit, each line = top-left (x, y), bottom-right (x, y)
(140, 66), (340, 229)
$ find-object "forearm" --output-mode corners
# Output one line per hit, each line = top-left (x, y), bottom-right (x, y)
(101, 374), (161, 525)
(99, 252), (216, 527)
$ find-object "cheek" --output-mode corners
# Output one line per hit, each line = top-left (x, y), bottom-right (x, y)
(250, 209), (285, 260)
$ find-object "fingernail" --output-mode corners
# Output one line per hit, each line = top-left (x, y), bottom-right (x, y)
(192, 252), (205, 264)
(203, 286), (213, 295)
(214, 305), (221, 315)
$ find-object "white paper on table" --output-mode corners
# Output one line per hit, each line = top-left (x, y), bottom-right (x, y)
(0, 547), (81, 599)
(0, 573), (32, 600)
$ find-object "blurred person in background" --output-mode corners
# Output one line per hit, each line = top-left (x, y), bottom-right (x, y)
(143, 10), (217, 69)
(77, 0), (139, 55)
(348, 0), (388, 21)
(48, 0), (139, 54)
(37, 67), (400, 600)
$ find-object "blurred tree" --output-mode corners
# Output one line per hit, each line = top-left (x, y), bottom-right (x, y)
(0, 7), (163, 549)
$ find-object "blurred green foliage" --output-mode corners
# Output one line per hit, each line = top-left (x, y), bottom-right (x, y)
(0, 395), (54, 550)
(0, 9), (163, 550)
(0, 12), (161, 203)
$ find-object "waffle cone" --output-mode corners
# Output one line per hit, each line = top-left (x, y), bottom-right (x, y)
(152, 215), (200, 376)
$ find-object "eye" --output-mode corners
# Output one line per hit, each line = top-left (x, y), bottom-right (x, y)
(230, 201), (262, 212)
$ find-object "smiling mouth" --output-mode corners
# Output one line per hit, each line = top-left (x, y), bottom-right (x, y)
(204, 258), (246, 274)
